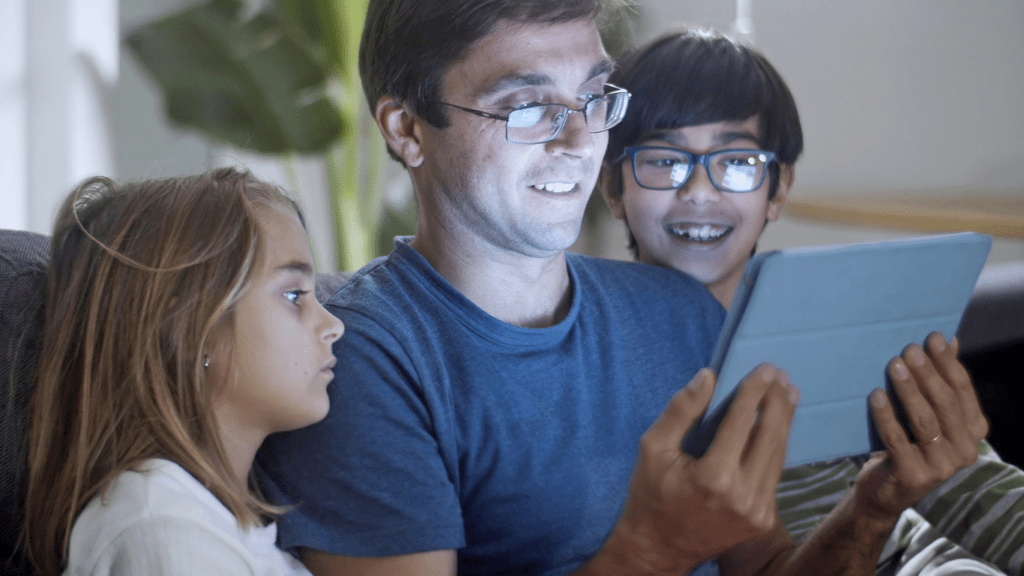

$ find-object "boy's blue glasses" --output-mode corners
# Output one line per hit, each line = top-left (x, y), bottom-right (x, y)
(616, 146), (777, 193)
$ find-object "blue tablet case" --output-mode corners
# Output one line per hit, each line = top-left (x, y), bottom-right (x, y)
(682, 232), (992, 467)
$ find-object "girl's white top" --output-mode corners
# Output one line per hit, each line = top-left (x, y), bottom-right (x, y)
(65, 458), (311, 576)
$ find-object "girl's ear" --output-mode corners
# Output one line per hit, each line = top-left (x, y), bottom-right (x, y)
(767, 164), (795, 222)
(375, 96), (425, 168)
(204, 318), (235, 393)
(599, 162), (626, 220)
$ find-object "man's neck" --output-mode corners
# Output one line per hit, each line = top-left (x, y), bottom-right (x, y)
(409, 228), (573, 329)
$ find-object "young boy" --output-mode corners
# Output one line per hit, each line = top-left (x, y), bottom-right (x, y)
(601, 28), (1024, 575)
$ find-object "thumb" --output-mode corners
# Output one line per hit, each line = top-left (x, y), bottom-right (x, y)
(644, 368), (716, 449)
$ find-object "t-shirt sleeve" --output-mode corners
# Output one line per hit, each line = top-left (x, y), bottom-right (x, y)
(256, 308), (465, 557)
(81, 516), (256, 576)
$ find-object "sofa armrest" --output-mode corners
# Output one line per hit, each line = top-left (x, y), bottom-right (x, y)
(957, 261), (1024, 355)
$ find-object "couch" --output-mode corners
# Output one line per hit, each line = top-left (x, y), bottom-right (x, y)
(2, 228), (1022, 574)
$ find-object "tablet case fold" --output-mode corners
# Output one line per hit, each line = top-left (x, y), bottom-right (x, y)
(682, 232), (992, 467)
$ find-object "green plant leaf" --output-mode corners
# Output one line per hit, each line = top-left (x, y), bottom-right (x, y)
(125, 0), (344, 153)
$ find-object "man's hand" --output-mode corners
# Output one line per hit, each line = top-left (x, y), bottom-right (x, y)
(854, 332), (989, 522)
(771, 333), (991, 576)
(583, 365), (799, 575)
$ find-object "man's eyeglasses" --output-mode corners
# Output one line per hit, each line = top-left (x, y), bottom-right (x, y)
(430, 85), (631, 145)
(616, 146), (777, 193)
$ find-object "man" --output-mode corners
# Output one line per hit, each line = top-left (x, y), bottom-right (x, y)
(257, 2), (987, 574)
(599, 28), (1022, 574)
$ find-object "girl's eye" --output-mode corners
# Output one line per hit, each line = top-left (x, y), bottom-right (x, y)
(285, 290), (309, 305)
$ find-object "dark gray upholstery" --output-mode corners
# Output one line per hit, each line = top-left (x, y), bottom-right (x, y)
(1, 229), (48, 575)
(956, 261), (1024, 355)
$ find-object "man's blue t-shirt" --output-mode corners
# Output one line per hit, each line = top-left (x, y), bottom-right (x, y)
(256, 238), (725, 575)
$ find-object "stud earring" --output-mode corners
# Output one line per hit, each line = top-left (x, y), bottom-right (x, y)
(203, 355), (210, 369)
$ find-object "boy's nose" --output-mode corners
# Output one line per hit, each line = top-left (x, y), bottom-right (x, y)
(677, 164), (722, 205)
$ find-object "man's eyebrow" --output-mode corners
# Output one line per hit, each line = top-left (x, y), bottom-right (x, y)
(473, 59), (614, 100)
(588, 59), (614, 83)
(474, 72), (551, 99)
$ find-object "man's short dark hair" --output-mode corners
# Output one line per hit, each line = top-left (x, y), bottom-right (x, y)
(605, 28), (803, 201)
(359, 0), (610, 162)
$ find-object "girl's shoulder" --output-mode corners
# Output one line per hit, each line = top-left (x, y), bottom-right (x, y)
(67, 458), (312, 575)
(70, 459), (236, 543)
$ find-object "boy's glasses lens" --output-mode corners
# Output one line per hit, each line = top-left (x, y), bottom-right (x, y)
(630, 148), (772, 192)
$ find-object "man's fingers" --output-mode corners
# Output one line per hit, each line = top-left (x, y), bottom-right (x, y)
(643, 368), (715, 450)
(925, 332), (989, 442)
(901, 341), (977, 465)
(868, 388), (920, 466)
(704, 365), (781, 467)
(888, 354), (943, 447)
(744, 373), (798, 487)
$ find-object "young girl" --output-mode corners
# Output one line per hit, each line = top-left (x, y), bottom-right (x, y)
(23, 167), (344, 575)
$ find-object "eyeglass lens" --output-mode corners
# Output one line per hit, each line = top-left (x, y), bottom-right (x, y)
(633, 149), (771, 192)
(506, 91), (629, 144)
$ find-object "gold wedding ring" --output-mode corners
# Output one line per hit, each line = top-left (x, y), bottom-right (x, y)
(921, 433), (942, 445)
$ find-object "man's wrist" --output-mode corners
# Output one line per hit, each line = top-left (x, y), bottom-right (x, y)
(846, 480), (906, 535)
(773, 491), (900, 576)
(822, 489), (901, 562)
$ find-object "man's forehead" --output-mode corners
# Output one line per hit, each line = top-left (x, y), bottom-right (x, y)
(445, 18), (610, 99)
(472, 60), (613, 100)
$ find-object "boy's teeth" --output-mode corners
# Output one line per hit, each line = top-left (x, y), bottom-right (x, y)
(670, 224), (729, 241)
(532, 182), (575, 193)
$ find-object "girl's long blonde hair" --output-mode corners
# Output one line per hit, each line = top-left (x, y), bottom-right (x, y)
(23, 167), (300, 575)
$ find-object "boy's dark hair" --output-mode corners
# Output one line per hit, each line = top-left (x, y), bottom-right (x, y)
(605, 28), (803, 199)
(359, 0), (611, 163)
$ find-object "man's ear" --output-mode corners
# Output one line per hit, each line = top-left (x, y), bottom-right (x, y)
(766, 164), (794, 222)
(375, 96), (425, 168)
(598, 162), (626, 220)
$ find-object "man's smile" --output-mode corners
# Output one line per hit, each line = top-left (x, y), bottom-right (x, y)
(530, 182), (577, 193)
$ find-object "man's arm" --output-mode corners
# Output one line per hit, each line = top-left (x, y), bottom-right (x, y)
(300, 548), (456, 576)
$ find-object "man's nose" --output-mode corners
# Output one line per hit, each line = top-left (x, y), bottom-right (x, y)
(545, 109), (596, 159)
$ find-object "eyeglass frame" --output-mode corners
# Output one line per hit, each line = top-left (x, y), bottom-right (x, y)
(427, 84), (631, 145)
(615, 145), (778, 193)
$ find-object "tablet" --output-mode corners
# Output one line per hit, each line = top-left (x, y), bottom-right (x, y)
(682, 232), (992, 467)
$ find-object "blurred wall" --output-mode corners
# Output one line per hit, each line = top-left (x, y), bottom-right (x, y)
(6, 0), (1021, 266)
(0, 0), (118, 233)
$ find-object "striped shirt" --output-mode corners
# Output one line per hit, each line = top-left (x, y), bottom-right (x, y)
(778, 440), (1024, 574)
